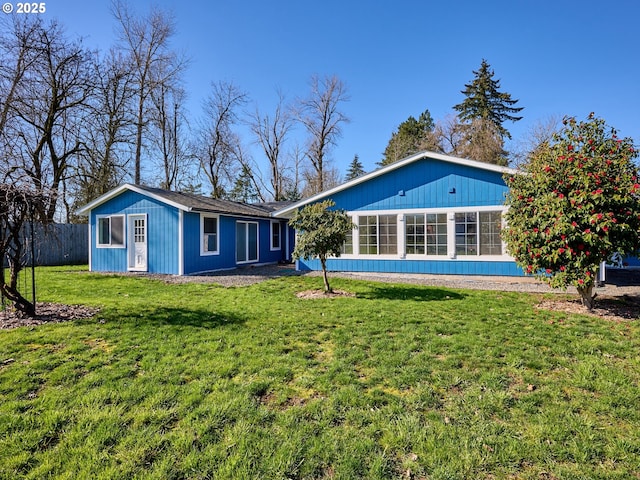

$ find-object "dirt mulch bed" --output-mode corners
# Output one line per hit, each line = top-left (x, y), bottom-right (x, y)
(0, 303), (100, 330)
(537, 294), (640, 322)
(296, 289), (356, 299)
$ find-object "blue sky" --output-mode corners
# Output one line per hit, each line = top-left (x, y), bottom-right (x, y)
(24, 0), (640, 175)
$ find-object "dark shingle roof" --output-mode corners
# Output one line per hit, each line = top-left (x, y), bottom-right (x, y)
(132, 185), (275, 218)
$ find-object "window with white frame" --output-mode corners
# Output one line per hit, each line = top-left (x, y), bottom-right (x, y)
(270, 221), (281, 250)
(479, 211), (503, 255)
(97, 215), (125, 247)
(357, 214), (397, 255)
(201, 215), (219, 255)
(341, 223), (354, 254)
(426, 213), (448, 256)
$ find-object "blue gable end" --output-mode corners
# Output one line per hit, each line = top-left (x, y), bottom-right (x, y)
(327, 158), (509, 211)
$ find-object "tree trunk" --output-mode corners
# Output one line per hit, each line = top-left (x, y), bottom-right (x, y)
(320, 256), (332, 293)
(577, 285), (595, 311)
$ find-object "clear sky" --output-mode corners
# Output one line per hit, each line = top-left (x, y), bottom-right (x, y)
(11, 0), (640, 176)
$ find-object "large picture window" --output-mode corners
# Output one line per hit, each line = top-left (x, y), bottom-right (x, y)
(201, 215), (219, 255)
(456, 211), (503, 256)
(97, 215), (124, 247)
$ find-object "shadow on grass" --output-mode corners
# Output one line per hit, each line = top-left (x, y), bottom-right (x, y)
(360, 285), (466, 302)
(128, 307), (248, 329)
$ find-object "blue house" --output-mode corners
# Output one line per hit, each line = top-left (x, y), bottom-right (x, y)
(273, 151), (526, 276)
(77, 184), (294, 275)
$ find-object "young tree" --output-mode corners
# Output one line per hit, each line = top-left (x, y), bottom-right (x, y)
(453, 59), (523, 140)
(296, 75), (349, 193)
(503, 114), (640, 310)
(345, 154), (365, 180)
(289, 200), (354, 293)
(380, 109), (439, 166)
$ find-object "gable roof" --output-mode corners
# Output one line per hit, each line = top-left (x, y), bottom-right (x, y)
(76, 183), (276, 218)
(272, 151), (519, 217)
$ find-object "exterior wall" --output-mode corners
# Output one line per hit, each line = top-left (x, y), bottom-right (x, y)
(182, 213), (289, 275)
(295, 157), (524, 277)
(298, 258), (524, 276)
(89, 190), (180, 274)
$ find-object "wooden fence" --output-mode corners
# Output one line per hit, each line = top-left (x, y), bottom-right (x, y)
(3, 223), (88, 267)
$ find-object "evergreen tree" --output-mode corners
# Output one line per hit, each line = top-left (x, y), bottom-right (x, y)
(345, 154), (365, 180)
(228, 165), (260, 203)
(380, 109), (438, 166)
(454, 59), (523, 140)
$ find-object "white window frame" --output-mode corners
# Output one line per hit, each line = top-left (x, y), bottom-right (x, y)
(339, 207), (511, 262)
(200, 214), (219, 256)
(270, 220), (281, 251)
(96, 214), (125, 248)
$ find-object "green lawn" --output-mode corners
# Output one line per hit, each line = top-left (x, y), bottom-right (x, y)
(1, 267), (639, 479)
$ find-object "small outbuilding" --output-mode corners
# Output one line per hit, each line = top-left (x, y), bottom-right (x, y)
(273, 151), (526, 276)
(77, 184), (293, 275)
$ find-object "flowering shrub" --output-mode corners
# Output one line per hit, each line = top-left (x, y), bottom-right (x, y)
(503, 114), (640, 309)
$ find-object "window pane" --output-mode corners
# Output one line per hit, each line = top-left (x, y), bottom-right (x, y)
(480, 211), (502, 255)
(111, 216), (124, 245)
(271, 222), (280, 249)
(204, 217), (217, 234)
(248, 223), (258, 261)
(379, 215), (397, 254)
(426, 213), (447, 256)
(358, 216), (377, 255)
(405, 214), (424, 255)
(236, 222), (246, 262)
(341, 222), (353, 254)
(98, 218), (110, 245)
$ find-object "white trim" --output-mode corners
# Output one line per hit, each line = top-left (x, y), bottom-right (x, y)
(127, 213), (148, 272)
(270, 220), (281, 251)
(87, 223), (92, 271)
(272, 151), (519, 218)
(96, 214), (126, 248)
(342, 207), (513, 262)
(77, 183), (193, 215)
(178, 210), (184, 275)
(200, 213), (220, 256)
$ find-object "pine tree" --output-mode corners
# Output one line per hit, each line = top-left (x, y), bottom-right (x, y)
(228, 165), (260, 203)
(453, 59), (523, 140)
(380, 109), (438, 166)
(345, 154), (365, 180)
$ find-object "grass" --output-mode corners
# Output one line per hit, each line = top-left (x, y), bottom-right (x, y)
(1, 266), (639, 479)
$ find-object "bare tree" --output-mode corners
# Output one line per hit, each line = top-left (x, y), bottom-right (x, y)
(296, 75), (349, 193)
(510, 115), (561, 167)
(248, 91), (294, 201)
(6, 19), (92, 222)
(150, 82), (193, 190)
(112, 0), (184, 185)
(195, 81), (247, 198)
(73, 49), (136, 210)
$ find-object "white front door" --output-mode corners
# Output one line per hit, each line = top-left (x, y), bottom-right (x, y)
(128, 214), (147, 271)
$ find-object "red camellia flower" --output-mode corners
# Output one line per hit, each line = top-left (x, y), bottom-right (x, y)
(578, 279), (584, 285)
(558, 247), (565, 254)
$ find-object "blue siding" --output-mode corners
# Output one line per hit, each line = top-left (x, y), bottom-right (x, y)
(298, 258), (524, 276)
(90, 190), (179, 274)
(182, 213), (286, 275)
(325, 158), (509, 211)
